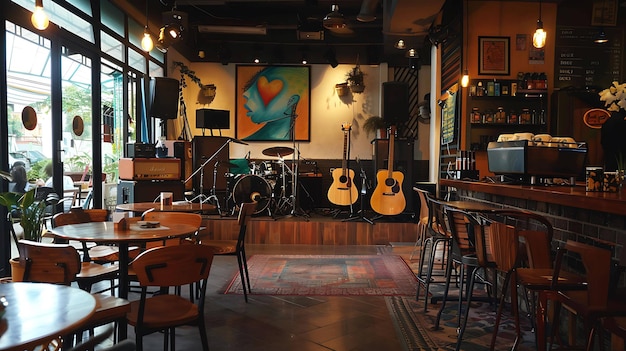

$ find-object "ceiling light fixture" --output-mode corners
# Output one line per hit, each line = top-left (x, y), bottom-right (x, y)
(323, 4), (346, 29)
(461, 0), (470, 88)
(140, 0), (153, 52)
(31, 0), (49, 31)
(407, 48), (418, 70)
(532, 0), (546, 49)
(395, 40), (405, 49)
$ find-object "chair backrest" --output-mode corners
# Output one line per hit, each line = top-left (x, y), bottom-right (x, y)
(561, 240), (612, 310)
(413, 188), (430, 223)
(424, 194), (449, 238)
(142, 212), (203, 248)
(488, 209), (553, 269)
(445, 207), (485, 263)
(18, 240), (81, 285)
(486, 221), (519, 273)
(130, 244), (214, 288)
(52, 208), (109, 227)
(237, 202), (256, 236)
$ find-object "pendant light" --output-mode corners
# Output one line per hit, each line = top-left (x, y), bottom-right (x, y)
(31, 0), (49, 31)
(461, 0), (470, 88)
(323, 4), (346, 29)
(140, 0), (153, 52)
(532, 0), (546, 49)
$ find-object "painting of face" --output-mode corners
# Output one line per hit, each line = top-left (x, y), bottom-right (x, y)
(236, 65), (310, 141)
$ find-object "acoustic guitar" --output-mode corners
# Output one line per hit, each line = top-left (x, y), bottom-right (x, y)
(370, 126), (406, 215)
(327, 123), (358, 206)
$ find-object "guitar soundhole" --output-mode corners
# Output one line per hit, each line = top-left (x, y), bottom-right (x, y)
(385, 178), (395, 187)
(339, 175), (348, 183)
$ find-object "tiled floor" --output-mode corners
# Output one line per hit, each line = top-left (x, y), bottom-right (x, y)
(124, 244), (408, 351)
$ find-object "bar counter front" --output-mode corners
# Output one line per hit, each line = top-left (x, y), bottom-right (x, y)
(440, 178), (626, 267)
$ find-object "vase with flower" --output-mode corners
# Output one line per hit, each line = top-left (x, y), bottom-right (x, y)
(599, 81), (626, 180)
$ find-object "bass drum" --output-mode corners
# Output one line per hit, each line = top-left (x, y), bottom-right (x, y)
(232, 175), (272, 214)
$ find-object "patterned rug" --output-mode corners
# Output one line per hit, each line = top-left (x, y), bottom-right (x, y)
(386, 290), (538, 351)
(224, 254), (418, 296)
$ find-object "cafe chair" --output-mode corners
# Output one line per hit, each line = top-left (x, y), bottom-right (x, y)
(198, 202), (256, 302)
(141, 212), (203, 248)
(543, 240), (626, 351)
(433, 207), (496, 351)
(65, 325), (136, 351)
(17, 240), (131, 349)
(126, 244), (215, 351)
(415, 194), (452, 312)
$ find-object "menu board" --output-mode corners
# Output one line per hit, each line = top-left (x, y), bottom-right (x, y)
(554, 26), (623, 89)
(441, 87), (457, 145)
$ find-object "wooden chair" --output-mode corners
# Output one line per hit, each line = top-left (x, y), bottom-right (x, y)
(126, 244), (215, 351)
(17, 240), (130, 348)
(409, 187), (430, 260)
(141, 212), (203, 248)
(541, 240), (626, 351)
(198, 202), (256, 302)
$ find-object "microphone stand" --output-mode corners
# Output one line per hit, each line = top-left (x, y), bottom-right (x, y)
(184, 139), (233, 211)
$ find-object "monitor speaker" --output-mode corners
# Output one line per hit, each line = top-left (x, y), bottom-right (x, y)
(196, 109), (230, 129)
(150, 77), (179, 120)
(382, 81), (409, 125)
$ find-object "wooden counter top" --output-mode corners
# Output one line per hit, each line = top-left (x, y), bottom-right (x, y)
(440, 179), (626, 216)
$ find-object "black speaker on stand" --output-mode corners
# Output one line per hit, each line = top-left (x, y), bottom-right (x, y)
(149, 77), (180, 120)
(382, 81), (409, 125)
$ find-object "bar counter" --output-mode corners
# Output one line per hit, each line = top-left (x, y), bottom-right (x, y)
(439, 179), (626, 216)
(439, 178), (626, 264)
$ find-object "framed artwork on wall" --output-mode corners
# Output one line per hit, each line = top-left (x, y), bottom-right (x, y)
(235, 65), (310, 141)
(478, 36), (510, 75)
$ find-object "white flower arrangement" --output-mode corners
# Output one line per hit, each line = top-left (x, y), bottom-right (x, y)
(599, 81), (626, 112)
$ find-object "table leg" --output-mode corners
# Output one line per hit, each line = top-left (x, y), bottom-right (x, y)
(117, 243), (129, 340)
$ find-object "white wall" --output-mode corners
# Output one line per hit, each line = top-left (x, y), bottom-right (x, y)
(167, 50), (430, 164)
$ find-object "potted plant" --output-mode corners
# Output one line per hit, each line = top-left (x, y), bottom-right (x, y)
(0, 187), (60, 280)
(346, 65), (365, 94)
(363, 116), (387, 138)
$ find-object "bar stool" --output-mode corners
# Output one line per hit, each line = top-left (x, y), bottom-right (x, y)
(409, 187), (430, 260)
(415, 194), (452, 312)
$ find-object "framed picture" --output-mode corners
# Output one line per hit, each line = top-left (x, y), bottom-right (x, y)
(478, 36), (510, 75)
(591, 0), (617, 26)
(235, 65), (310, 141)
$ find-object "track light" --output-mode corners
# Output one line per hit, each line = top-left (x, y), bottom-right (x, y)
(594, 29), (608, 44)
(395, 40), (405, 49)
(532, 0), (546, 49)
(31, 0), (49, 30)
(324, 48), (339, 68)
(323, 4), (346, 29)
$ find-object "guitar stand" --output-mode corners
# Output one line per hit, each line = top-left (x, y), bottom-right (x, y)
(343, 167), (374, 224)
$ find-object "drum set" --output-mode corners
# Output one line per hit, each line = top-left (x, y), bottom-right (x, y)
(221, 146), (302, 216)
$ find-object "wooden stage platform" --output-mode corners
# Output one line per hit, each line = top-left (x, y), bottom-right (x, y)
(200, 211), (419, 246)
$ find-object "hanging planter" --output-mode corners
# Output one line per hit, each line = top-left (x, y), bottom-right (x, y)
(335, 82), (349, 97)
(346, 65), (365, 94)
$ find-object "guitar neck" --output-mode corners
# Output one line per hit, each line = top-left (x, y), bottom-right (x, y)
(342, 130), (348, 174)
(387, 127), (395, 177)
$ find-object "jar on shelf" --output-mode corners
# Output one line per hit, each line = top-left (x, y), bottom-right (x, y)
(520, 108), (532, 124)
(508, 110), (519, 124)
(495, 107), (507, 123)
(476, 81), (484, 96)
(471, 107), (481, 123)
(483, 109), (495, 123)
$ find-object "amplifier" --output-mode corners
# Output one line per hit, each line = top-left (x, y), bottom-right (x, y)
(119, 158), (181, 180)
(117, 180), (184, 204)
(126, 143), (155, 158)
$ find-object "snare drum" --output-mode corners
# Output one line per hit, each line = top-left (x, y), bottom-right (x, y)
(232, 175), (272, 214)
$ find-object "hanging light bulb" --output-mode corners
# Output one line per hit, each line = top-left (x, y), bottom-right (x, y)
(141, 29), (154, 52)
(31, 0), (49, 31)
(532, 0), (546, 49)
(594, 29), (608, 44)
(461, 70), (470, 88)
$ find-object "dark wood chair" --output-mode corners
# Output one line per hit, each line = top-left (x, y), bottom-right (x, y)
(17, 240), (130, 348)
(126, 244), (215, 351)
(198, 202), (256, 302)
(409, 187), (430, 260)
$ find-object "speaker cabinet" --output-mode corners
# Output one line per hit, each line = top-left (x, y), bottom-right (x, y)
(164, 140), (193, 191)
(192, 136), (230, 193)
(117, 180), (184, 204)
(372, 138), (414, 213)
(196, 109), (230, 129)
(149, 77), (179, 120)
(382, 81), (409, 125)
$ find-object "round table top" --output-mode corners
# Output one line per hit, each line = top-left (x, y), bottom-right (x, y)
(0, 282), (96, 351)
(115, 202), (216, 214)
(46, 219), (200, 244)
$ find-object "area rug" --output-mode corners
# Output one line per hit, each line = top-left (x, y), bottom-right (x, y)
(387, 292), (537, 351)
(224, 254), (418, 296)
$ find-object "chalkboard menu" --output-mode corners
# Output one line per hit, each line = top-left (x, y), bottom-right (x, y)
(441, 88), (457, 145)
(554, 26), (623, 89)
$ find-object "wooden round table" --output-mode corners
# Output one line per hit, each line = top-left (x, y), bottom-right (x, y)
(46, 220), (200, 300)
(115, 202), (216, 214)
(0, 282), (96, 351)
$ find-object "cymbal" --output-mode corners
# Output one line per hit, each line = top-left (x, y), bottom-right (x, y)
(229, 137), (248, 145)
(262, 146), (294, 157)
(216, 161), (237, 168)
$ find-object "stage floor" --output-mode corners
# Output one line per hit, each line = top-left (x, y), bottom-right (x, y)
(200, 207), (419, 246)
